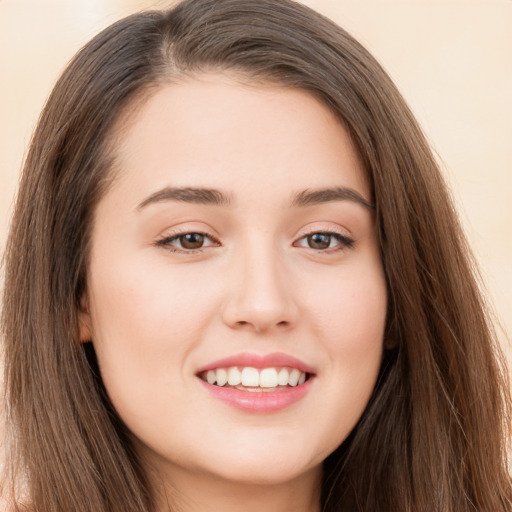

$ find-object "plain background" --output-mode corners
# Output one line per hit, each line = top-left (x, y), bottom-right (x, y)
(0, 0), (511, 363)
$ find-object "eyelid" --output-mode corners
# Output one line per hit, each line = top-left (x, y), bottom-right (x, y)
(293, 226), (355, 252)
(155, 229), (221, 253)
(154, 224), (355, 254)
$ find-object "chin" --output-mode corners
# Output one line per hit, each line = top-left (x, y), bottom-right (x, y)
(194, 439), (325, 487)
(203, 457), (320, 487)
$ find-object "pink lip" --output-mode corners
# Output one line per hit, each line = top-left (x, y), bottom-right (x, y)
(196, 352), (316, 374)
(198, 378), (314, 413)
(196, 352), (315, 413)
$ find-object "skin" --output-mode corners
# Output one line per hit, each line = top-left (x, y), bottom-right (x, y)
(80, 74), (387, 512)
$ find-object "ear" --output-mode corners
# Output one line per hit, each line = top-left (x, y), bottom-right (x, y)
(78, 294), (93, 342)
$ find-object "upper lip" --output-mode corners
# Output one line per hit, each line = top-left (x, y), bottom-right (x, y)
(196, 352), (316, 375)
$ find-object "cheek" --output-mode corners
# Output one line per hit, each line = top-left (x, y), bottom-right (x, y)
(322, 275), (386, 386)
(300, 262), (387, 444)
(86, 259), (218, 409)
(89, 254), (219, 342)
(305, 262), (387, 351)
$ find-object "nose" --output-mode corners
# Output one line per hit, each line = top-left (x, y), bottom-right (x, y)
(221, 246), (299, 334)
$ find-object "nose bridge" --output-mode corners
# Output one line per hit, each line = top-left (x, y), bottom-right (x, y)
(222, 235), (297, 332)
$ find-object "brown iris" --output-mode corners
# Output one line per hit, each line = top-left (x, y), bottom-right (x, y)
(307, 233), (332, 250)
(179, 233), (205, 249)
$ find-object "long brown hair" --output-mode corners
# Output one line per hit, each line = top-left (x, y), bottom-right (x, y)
(2, 0), (511, 510)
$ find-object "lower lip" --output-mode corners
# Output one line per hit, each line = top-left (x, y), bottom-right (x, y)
(198, 378), (313, 413)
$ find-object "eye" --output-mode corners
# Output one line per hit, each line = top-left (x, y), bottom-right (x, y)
(294, 232), (354, 251)
(156, 232), (219, 252)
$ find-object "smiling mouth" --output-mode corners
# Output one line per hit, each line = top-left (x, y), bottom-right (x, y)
(198, 366), (311, 391)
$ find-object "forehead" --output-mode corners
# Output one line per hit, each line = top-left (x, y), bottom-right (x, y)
(106, 74), (369, 207)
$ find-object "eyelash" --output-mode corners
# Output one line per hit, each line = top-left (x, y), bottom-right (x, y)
(294, 230), (355, 252)
(156, 230), (355, 255)
(156, 231), (220, 254)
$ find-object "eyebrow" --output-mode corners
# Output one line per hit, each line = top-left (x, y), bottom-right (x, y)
(137, 185), (374, 211)
(291, 187), (374, 209)
(137, 187), (231, 209)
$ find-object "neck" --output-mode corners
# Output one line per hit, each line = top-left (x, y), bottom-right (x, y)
(151, 464), (323, 512)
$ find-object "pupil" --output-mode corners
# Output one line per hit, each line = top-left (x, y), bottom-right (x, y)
(308, 233), (330, 249)
(181, 233), (204, 249)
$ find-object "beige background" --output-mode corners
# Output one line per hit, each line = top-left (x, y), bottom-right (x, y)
(0, 0), (511, 359)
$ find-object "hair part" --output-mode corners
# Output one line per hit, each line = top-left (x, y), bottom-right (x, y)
(2, 1), (511, 511)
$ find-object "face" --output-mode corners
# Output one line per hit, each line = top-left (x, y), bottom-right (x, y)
(81, 75), (387, 491)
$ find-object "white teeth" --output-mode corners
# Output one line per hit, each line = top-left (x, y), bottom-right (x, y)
(241, 367), (259, 387)
(202, 366), (308, 388)
(260, 368), (278, 387)
(288, 369), (300, 387)
(216, 368), (228, 386)
(206, 370), (216, 384)
(277, 368), (289, 386)
(227, 367), (242, 386)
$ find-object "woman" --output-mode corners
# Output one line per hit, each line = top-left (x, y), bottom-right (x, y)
(2, 0), (510, 510)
